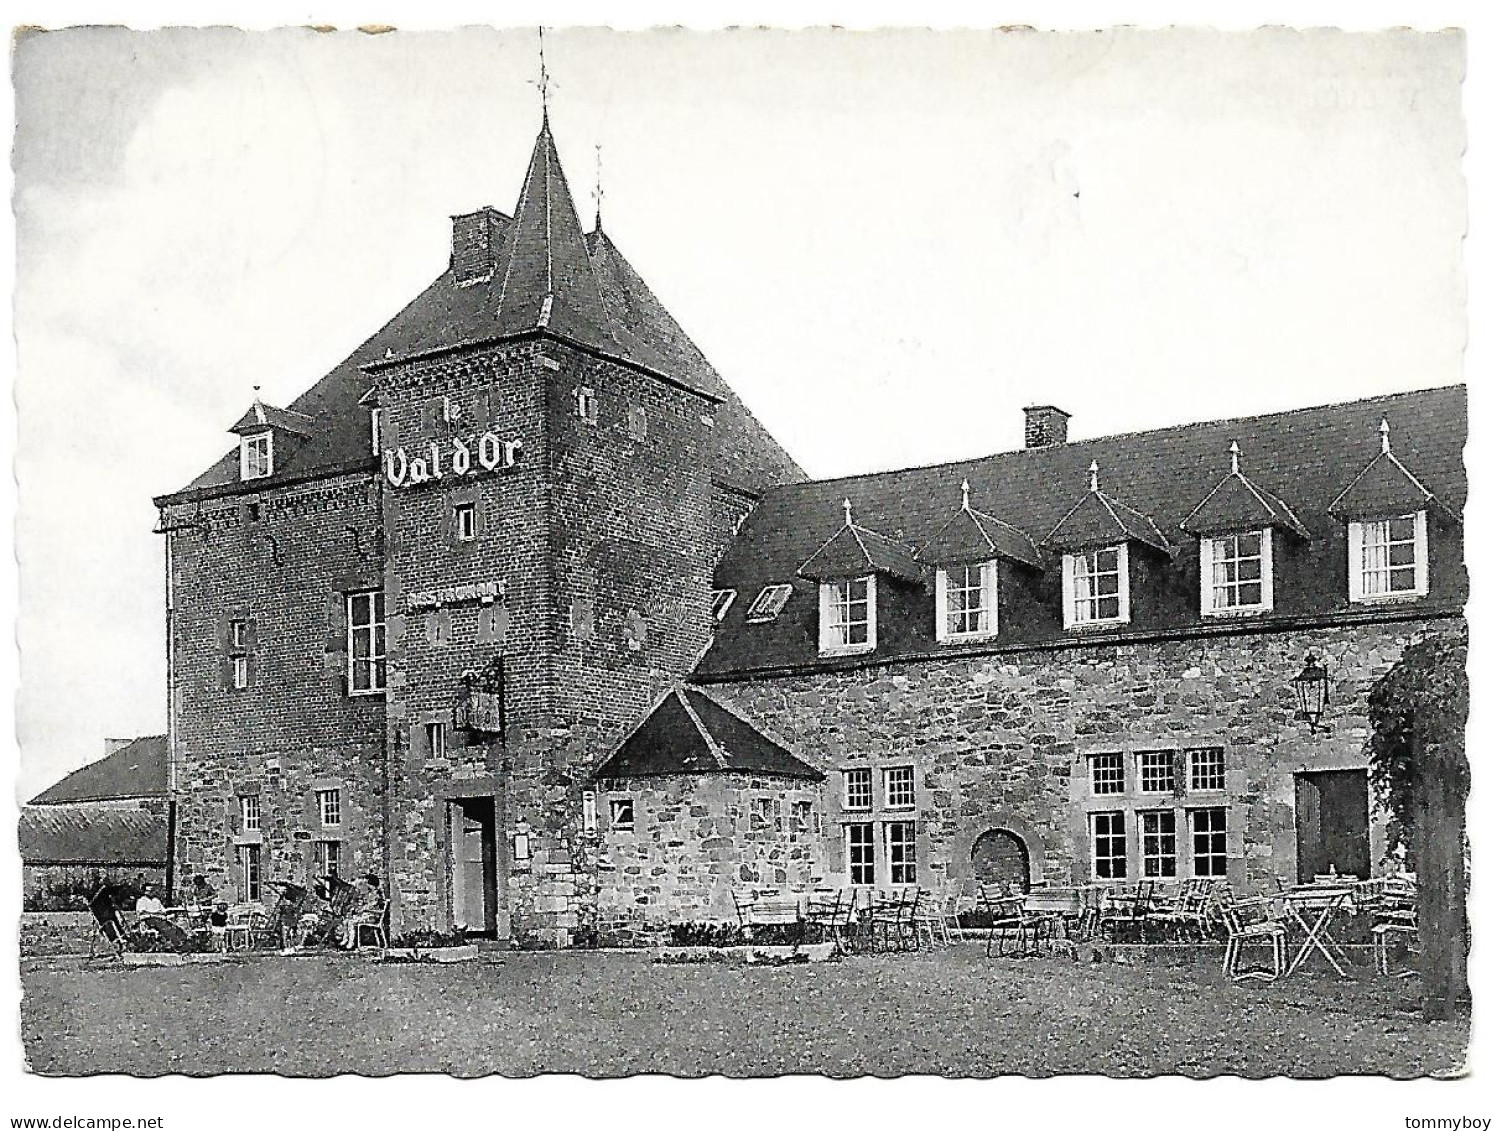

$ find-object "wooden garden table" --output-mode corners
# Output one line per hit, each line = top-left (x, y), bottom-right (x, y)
(1279, 883), (1357, 978)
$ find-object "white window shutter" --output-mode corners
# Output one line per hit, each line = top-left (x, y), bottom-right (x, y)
(818, 582), (833, 652)
(934, 567), (948, 641)
(1117, 543), (1131, 623)
(1346, 521), (1364, 603)
(982, 559), (998, 634)
(866, 575), (878, 648)
(1413, 510), (1430, 596)
(1198, 537), (1214, 616)
(1061, 553), (1076, 627)
(1261, 526), (1275, 611)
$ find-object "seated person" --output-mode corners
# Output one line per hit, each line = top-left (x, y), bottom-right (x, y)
(341, 873), (385, 949)
(135, 884), (166, 915)
(188, 874), (217, 908)
(208, 902), (230, 929)
(297, 879), (335, 947)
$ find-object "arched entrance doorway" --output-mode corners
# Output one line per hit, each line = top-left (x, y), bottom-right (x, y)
(971, 829), (1031, 893)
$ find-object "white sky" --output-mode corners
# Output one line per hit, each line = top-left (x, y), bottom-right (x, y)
(11, 26), (1466, 801)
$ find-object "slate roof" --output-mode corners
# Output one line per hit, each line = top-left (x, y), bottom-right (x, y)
(592, 688), (822, 781)
(29, 736), (168, 806)
(918, 491), (1043, 569)
(158, 120), (804, 504)
(1042, 477), (1172, 553)
(19, 806), (168, 866)
(797, 517), (925, 583)
(229, 400), (315, 437)
(1181, 445), (1310, 538)
(1329, 437), (1450, 519)
(696, 385), (1466, 678)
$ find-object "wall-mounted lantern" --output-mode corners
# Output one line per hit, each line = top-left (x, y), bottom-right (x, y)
(1292, 653), (1332, 735)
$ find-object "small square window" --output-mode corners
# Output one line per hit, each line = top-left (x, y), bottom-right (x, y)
(240, 432), (273, 481)
(240, 794), (260, 833)
(751, 797), (775, 829)
(1204, 530), (1270, 614)
(454, 503), (477, 541)
(1351, 512), (1429, 601)
(314, 840), (341, 879)
(746, 584), (793, 623)
(1138, 750), (1175, 793)
(1089, 752), (1125, 795)
(231, 654), (250, 690)
(1188, 747), (1226, 792)
(609, 797), (635, 831)
(884, 766), (916, 810)
(317, 788), (342, 827)
(844, 768), (873, 811)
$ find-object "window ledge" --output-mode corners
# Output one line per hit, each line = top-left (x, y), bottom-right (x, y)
(1065, 618), (1130, 632)
(1351, 592), (1426, 606)
(1201, 605), (1272, 619)
(937, 631), (997, 646)
(819, 644), (877, 658)
(348, 689), (388, 700)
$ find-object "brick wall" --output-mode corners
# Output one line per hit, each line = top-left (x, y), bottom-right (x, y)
(703, 618), (1462, 895)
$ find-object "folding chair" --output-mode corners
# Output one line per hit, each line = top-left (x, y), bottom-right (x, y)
(351, 899), (390, 950)
(977, 883), (1026, 957)
(1220, 896), (1287, 981)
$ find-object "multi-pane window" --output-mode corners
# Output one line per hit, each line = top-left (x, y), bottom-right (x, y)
(1138, 750), (1175, 794)
(710, 589), (737, 622)
(1090, 752), (1125, 795)
(1091, 812), (1127, 879)
(347, 591), (387, 695)
(314, 840), (341, 879)
(1188, 748), (1226, 792)
(454, 503), (477, 541)
(239, 844), (262, 902)
(317, 789), (342, 828)
(884, 766), (916, 810)
(937, 561), (997, 641)
(847, 823), (876, 886)
(609, 798), (635, 832)
(229, 620), (249, 649)
(844, 768), (873, 811)
(1190, 808), (1229, 876)
(229, 618), (250, 690)
(1203, 529), (1271, 614)
(1065, 545), (1128, 627)
(819, 576), (875, 654)
(240, 432), (272, 481)
(239, 794), (260, 833)
(746, 584), (793, 623)
(1351, 513), (1428, 601)
(1139, 811), (1178, 878)
(886, 822), (918, 885)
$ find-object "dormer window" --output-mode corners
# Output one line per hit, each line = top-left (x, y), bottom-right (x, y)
(1349, 512), (1428, 601)
(1063, 545), (1129, 628)
(819, 576), (876, 655)
(936, 561), (998, 642)
(1200, 528), (1273, 615)
(240, 432), (273, 481)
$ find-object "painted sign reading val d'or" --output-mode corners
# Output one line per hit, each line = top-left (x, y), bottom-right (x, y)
(383, 432), (522, 488)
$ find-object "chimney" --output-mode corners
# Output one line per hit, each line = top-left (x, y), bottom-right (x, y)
(1024, 405), (1070, 449)
(450, 207), (506, 286)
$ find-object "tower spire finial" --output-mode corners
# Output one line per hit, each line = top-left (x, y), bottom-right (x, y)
(1088, 460), (1100, 493)
(961, 478), (971, 511)
(1380, 418), (1391, 454)
(843, 498), (853, 527)
(1229, 439), (1241, 475)
(530, 26), (553, 120)
(594, 143), (604, 232)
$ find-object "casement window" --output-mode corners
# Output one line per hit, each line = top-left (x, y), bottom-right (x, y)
(885, 821), (918, 885)
(1201, 529), (1273, 615)
(1349, 512), (1429, 601)
(314, 840), (341, 879)
(609, 797), (635, 832)
(347, 591), (387, 695)
(231, 655), (250, 691)
(239, 794), (261, 833)
(843, 768), (873, 811)
(1139, 811), (1178, 878)
(229, 619), (249, 649)
(746, 584), (794, 623)
(1138, 750), (1175, 794)
(1190, 807), (1229, 877)
(791, 800), (813, 834)
(1089, 752), (1125, 796)
(1091, 812), (1128, 880)
(936, 561), (998, 642)
(1188, 747), (1227, 792)
(239, 844), (262, 902)
(317, 789), (342, 828)
(884, 766), (916, 810)
(819, 576), (876, 655)
(240, 432), (273, 481)
(454, 502), (477, 541)
(847, 823), (876, 886)
(225, 618), (254, 690)
(423, 722), (445, 761)
(1063, 544), (1129, 628)
(710, 589), (737, 622)
(576, 386), (598, 423)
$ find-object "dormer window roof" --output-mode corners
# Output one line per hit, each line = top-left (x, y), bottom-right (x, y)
(1041, 461), (1171, 553)
(229, 389), (315, 484)
(918, 479), (1043, 569)
(1328, 418), (1455, 520)
(229, 392), (314, 440)
(797, 499), (924, 583)
(1181, 441), (1310, 539)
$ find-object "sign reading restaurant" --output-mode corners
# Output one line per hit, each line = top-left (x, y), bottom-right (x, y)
(383, 431), (522, 489)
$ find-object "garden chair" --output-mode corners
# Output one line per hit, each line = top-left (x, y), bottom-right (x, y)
(351, 899), (390, 950)
(869, 887), (918, 952)
(939, 882), (966, 942)
(1100, 880), (1155, 943)
(1369, 877), (1419, 977)
(977, 882), (1027, 957)
(223, 903), (267, 952)
(805, 889), (852, 953)
(1220, 896), (1288, 981)
(911, 889), (944, 949)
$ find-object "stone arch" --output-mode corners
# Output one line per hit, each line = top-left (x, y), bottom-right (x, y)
(949, 809), (1046, 894)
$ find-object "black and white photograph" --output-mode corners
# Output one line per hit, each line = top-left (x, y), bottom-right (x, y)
(5, 3), (1496, 1117)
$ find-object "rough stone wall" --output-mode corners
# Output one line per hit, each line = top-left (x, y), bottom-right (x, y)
(164, 473), (386, 904)
(594, 773), (826, 922)
(705, 618), (1463, 895)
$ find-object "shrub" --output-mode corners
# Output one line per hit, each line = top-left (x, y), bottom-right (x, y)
(387, 927), (469, 949)
(666, 921), (742, 948)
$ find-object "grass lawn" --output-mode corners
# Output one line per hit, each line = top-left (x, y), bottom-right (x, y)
(21, 945), (1467, 1078)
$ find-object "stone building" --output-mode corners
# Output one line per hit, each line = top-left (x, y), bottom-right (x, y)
(155, 115), (1465, 944)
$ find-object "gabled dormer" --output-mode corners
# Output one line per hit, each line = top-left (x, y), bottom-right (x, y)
(229, 390), (314, 484)
(917, 479), (1042, 644)
(1181, 441), (1310, 617)
(798, 499), (922, 657)
(1329, 419), (1457, 604)
(1042, 461), (1170, 630)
